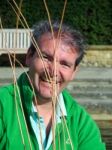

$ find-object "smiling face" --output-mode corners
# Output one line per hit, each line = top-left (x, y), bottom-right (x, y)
(26, 33), (78, 102)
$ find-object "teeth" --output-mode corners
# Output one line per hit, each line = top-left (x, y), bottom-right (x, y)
(43, 79), (59, 84)
(40, 76), (60, 84)
(41, 77), (51, 83)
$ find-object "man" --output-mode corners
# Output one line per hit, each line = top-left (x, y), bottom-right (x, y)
(0, 21), (105, 150)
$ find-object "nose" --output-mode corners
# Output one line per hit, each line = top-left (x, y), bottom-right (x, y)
(48, 61), (59, 78)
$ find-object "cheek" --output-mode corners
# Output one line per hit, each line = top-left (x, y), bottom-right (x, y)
(66, 74), (73, 81)
(33, 59), (43, 71)
(61, 70), (74, 82)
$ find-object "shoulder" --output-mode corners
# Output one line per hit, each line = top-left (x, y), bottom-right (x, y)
(62, 90), (106, 150)
(0, 84), (14, 106)
(0, 84), (14, 97)
(62, 89), (98, 128)
(62, 89), (85, 116)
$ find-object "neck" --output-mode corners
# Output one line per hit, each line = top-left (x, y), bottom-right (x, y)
(34, 96), (52, 107)
(33, 98), (53, 129)
(33, 97), (53, 116)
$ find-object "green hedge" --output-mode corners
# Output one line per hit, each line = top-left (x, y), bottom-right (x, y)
(0, 0), (111, 44)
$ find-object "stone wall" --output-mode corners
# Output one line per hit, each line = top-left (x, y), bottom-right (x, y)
(0, 45), (112, 67)
(81, 45), (112, 67)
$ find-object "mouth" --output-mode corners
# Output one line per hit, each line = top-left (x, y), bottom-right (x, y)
(40, 76), (61, 84)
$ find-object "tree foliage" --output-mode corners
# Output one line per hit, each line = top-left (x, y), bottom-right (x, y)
(0, 0), (111, 44)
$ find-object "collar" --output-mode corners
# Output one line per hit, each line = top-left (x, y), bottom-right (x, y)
(56, 93), (67, 117)
(17, 72), (34, 115)
(31, 93), (67, 119)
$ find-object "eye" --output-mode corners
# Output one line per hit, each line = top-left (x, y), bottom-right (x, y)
(61, 61), (72, 68)
(42, 53), (53, 62)
(43, 54), (48, 60)
(42, 54), (49, 61)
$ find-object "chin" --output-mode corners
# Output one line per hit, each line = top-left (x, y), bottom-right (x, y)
(35, 82), (62, 100)
(41, 91), (55, 99)
(38, 89), (61, 102)
(37, 94), (53, 102)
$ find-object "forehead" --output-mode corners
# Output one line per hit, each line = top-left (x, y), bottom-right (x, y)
(38, 33), (77, 54)
(37, 33), (78, 65)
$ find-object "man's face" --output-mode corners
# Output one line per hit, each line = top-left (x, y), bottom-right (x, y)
(26, 33), (78, 101)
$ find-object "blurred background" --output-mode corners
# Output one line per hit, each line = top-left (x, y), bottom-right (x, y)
(0, 0), (112, 149)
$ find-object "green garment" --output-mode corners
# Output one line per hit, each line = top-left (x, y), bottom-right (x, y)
(0, 73), (105, 150)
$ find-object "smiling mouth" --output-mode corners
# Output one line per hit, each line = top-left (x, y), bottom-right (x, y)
(40, 76), (61, 84)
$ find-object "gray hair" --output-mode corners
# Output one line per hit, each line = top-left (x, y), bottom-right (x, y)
(29, 20), (87, 67)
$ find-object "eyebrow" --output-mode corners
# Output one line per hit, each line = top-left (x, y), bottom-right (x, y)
(60, 60), (74, 66)
(41, 51), (53, 60)
(41, 50), (74, 66)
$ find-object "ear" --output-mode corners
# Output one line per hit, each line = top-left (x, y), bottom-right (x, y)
(71, 66), (79, 81)
(25, 49), (33, 66)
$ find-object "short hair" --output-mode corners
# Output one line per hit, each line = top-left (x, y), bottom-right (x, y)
(29, 20), (87, 67)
